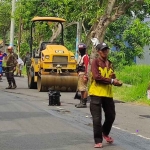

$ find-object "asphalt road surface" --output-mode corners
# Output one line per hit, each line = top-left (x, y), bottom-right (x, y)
(0, 76), (150, 150)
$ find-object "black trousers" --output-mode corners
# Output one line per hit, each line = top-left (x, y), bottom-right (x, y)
(5, 67), (16, 85)
(90, 96), (116, 143)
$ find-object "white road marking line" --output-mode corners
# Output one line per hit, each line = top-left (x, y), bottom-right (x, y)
(113, 126), (121, 130)
(56, 107), (64, 110)
(113, 125), (150, 140)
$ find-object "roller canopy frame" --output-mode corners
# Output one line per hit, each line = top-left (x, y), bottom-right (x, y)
(29, 17), (65, 57)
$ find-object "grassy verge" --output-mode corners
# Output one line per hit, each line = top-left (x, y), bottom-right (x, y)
(22, 66), (27, 76)
(113, 65), (150, 106)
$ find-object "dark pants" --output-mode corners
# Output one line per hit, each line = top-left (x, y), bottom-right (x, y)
(90, 96), (116, 144)
(5, 67), (16, 85)
(26, 65), (30, 75)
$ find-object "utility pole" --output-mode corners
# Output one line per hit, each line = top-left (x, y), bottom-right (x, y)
(9, 0), (16, 47)
(63, 21), (82, 60)
(75, 21), (82, 60)
(18, 17), (22, 57)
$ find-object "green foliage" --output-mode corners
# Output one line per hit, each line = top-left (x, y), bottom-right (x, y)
(113, 65), (150, 105)
(107, 16), (150, 69)
(1, 0), (150, 59)
(0, 0), (11, 42)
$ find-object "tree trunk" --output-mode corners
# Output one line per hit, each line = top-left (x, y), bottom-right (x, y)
(49, 23), (62, 42)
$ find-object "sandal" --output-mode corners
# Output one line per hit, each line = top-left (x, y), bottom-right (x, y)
(103, 135), (114, 143)
(94, 143), (103, 148)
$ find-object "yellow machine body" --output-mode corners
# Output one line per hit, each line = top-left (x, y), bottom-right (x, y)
(29, 41), (78, 92)
(28, 17), (78, 92)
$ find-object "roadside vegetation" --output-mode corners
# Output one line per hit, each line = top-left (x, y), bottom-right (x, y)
(113, 65), (150, 105)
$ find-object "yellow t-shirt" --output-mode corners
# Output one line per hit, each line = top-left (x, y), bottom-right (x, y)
(88, 58), (114, 98)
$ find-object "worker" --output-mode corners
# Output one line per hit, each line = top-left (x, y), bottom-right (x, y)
(89, 43), (122, 148)
(0, 50), (7, 80)
(75, 43), (89, 108)
(16, 57), (24, 76)
(5, 46), (18, 89)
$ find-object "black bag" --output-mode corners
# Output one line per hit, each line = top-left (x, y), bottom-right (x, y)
(74, 91), (81, 100)
(48, 90), (61, 106)
(76, 65), (85, 73)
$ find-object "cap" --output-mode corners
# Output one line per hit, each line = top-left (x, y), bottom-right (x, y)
(7, 46), (13, 50)
(96, 43), (109, 51)
(78, 43), (86, 49)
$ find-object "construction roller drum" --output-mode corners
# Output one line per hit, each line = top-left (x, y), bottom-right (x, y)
(37, 74), (78, 92)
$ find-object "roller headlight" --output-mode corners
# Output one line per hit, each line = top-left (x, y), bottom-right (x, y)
(71, 56), (75, 59)
(45, 55), (50, 59)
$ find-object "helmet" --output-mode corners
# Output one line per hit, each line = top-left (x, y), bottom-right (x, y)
(78, 43), (86, 50)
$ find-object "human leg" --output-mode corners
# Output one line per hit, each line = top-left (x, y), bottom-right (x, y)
(11, 71), (17, 89)
(75, 74), (88, 108)
(90, 96), (103, 144)
(0, 65), (2, 80)
(8, 67), (17, 89)
(102, 97), (115, 141)
(5, 67), (12, 89)
(19, 64), (23, 76)
(75, 91), (87, 108)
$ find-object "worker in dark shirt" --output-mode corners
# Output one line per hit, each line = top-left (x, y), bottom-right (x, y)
(89, 43), (122, 148)
(5, 46), (18, 89)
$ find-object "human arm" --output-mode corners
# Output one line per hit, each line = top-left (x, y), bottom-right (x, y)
(91, 59), (122, 86)
(83, 55), (89, 74)
(91, 59), (112, 84)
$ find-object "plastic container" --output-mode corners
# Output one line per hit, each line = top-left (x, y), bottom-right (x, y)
(48, 90), (61, 106)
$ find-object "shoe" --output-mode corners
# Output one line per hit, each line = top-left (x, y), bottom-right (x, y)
(94, 143), (103, 148)
(75, 98), (87, 108)
(6, 85), (12, 89)
(12, 85), (17, 89)
(103, 135), (114, 143)
(75, 103), (87, 108)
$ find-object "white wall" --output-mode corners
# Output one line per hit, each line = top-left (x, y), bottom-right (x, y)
(136, 45), (150, 64)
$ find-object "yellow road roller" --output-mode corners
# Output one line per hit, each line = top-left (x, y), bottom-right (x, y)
(28, 17), (78, 92)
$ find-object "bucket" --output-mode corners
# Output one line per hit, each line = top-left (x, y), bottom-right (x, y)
(48, 90), (61, 106)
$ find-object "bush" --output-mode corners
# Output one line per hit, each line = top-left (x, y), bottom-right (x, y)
(113, 65), (150, 105)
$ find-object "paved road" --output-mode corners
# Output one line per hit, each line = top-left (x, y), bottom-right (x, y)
(0, 77), (150, 150)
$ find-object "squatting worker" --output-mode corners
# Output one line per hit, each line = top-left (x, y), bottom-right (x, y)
(75, 43), (89, 108)
(5, 46), (18, 89)
(89, 43), (122, 148)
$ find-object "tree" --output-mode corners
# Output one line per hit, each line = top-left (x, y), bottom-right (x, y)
(106, 16), (150, 69)
(0, 0), (11, 48)
(13, 0), (150, 59)
(85, 0), (150, 59)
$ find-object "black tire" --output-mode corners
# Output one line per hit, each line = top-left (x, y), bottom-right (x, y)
(28, 70), (37, 89)
(37, 76), (48, 92)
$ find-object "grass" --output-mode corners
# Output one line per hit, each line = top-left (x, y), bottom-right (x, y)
(113, 65), (150, 106)
(22, 66), (27, 76)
